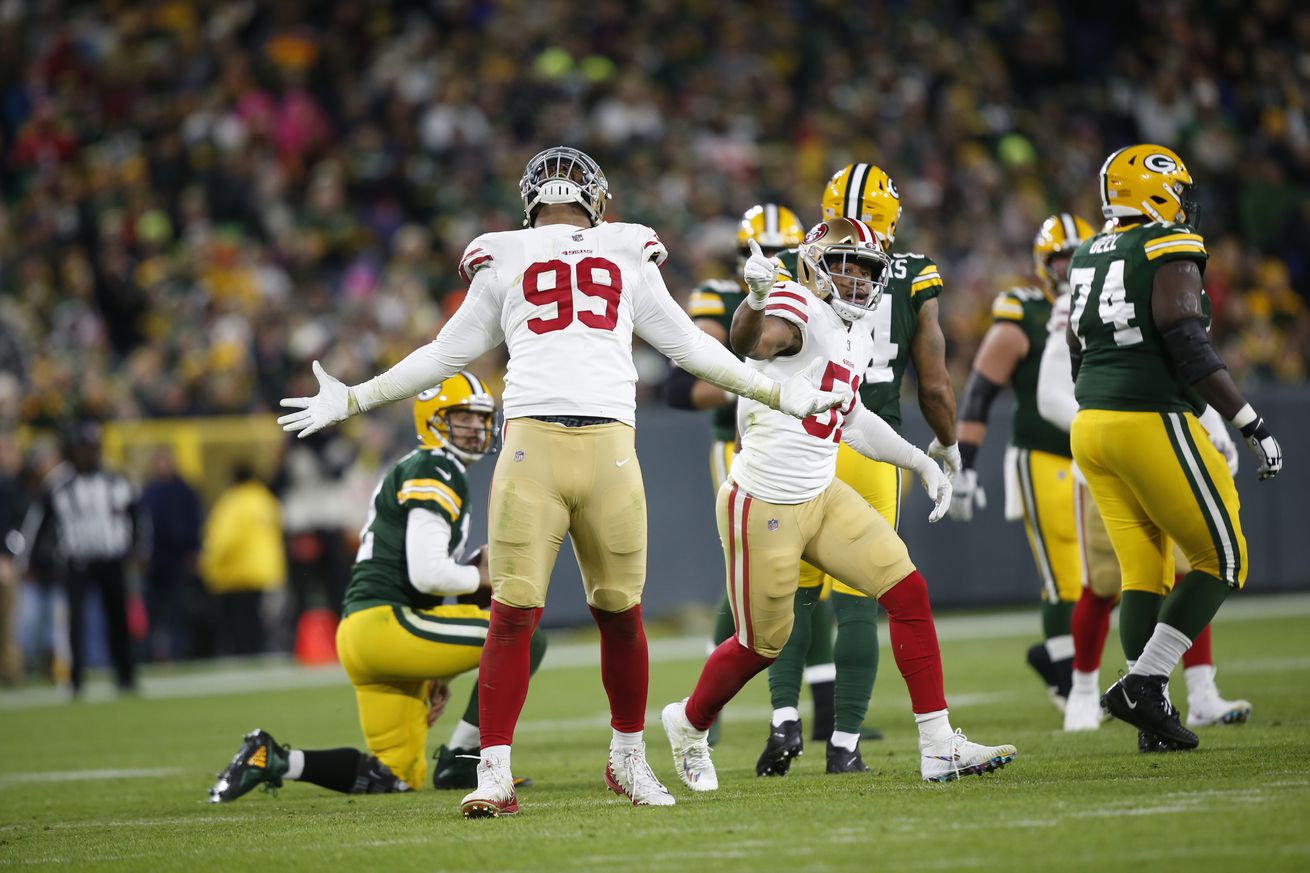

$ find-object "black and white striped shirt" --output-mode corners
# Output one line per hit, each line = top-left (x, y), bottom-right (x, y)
(21, 464), (142, 567)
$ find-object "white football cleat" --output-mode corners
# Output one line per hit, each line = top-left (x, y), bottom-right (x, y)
(1063, 685), (1106, 732)
(460, 757), (518, 818)
(661, 699), (718, 792)
(1186, 693), (1252, 727)
(605, 743), (676, 806)
(921, 730), (1017, 783)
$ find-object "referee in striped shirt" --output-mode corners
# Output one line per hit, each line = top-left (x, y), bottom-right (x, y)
(20, 421), (143, 695)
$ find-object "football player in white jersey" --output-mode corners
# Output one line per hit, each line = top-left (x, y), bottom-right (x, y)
(1036, 292), (1252, 740)
(661, 218), (1018, 788)
(277, 146), (850, 818)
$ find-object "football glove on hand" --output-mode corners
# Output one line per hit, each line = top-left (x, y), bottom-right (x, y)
(777, 358), (852, 419)
(743, 239), (778, 309)
(1209, 430), (1240, 478)
(928, 439), (963, 478)
(278, 360), (355, 438)
(914, 455), (952, 523)
(1239, 415), (1282, 480)
(947, 468), (987, 522)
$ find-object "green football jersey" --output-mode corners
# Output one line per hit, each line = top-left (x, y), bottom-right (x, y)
(991, 287), (1072, 458)
(1068, 222), (1209, 414)
(858, 253), (943, 432)
(688, 278), (748, 442)
(344, 448), (471, 616)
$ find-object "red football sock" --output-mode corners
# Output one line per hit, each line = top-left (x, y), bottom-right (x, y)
(1071, 588), (1116, 673)
(589, 604), (649, 733)
(1181, 623), (1213, 668)
(878, 571), (948, 714)
(685, 638), (774, 731)
(478, 601), (543, 749)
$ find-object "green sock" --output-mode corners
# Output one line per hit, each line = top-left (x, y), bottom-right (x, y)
(1119, 590), (1164, 662)
(768, 587), (820, 711)
(461, 628), (548, 727)
(1159, 571), (1230, 639)
(831, 592), (878, 735)
(806, 595), (835, 667)
(712, 593), (736, 646)
(1041, 599), (1075, 639)
(806, 595), (836, 741)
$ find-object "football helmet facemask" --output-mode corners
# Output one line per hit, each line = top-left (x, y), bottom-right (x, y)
(737, 203), (805, 259)
(1099, 144), (1198, 227)
(520, 146), (611, 227)
(1033, 213), (1094, 296)
(821, 163), (902, 246)
(413, 372), (497, 464)
(796, 218), (891, 323)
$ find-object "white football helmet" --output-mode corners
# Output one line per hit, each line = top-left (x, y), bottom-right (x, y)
(519, 146), (611, 227)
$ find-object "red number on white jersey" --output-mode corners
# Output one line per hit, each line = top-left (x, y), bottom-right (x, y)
(523, 257), (624, 334)
(801, 361), (860, 443)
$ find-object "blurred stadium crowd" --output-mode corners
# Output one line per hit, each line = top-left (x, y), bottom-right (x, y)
(1, 0), (1308, 429)
(0, 1), (1308, 678)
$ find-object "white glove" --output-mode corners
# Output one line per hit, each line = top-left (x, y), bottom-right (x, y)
(1209, 430), (1239, 478)
(743, 239), (778, 310)
(928, 439), (963, 478)
(277, 360), (355, 438)
(947, 468), (987, 522)
(777, 358), (852, 419)
(1238, 414), (1282, 481)
(914, 455), (952, 523)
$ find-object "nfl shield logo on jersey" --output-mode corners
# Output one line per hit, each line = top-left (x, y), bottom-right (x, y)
(514, 450), (525, 462)
(768, 519), (779, 532)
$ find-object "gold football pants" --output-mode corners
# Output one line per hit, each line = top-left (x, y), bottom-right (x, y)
(1015, 448), (1081, 604)
(336, 603), (489, 789)
(717, 477), (916, 657)
(1071, 409), (1247, 594)
(796, 443), (903, 599)
(489, 418), (646, 612)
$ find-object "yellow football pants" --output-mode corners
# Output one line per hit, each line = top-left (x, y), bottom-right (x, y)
(797, 443), (902, 598)
(1071, 409), (1247, 594)
(1015, 448), (1081, 604)
(336, 603), (490, 789)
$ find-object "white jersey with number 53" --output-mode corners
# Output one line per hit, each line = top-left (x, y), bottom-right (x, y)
(456, 221), (710, 425)
(731, 281), (874, 504)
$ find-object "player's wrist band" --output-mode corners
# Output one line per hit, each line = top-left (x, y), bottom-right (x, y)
(959, 442), (980, 471)
(745, 293), (768, 311)
(1230, 404), (1257, 431)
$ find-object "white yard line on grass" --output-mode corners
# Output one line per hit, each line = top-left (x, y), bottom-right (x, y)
(0, 767), (182, 787)
(3, 592), (1306, 711)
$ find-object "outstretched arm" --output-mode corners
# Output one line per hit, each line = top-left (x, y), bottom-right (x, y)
(278, 269), (505, 437)
(842, 401), (951, 522)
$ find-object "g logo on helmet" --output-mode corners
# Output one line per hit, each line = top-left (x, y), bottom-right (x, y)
(886, 178), (900, 200)
(417, 387), (443, 402)
(1144, 153), (1178, 174)
(804, 223), (828, 244)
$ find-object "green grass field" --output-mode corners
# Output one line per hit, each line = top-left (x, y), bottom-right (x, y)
(3, 595), (1309, 872)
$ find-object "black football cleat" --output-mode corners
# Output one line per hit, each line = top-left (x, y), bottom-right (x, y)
(1102, 673), (1199, 750)
(825, 742), (870, 774)
(1138, 730), (1191, 753)
(755, 719), (803, 776)
(209, 729), (290, 803)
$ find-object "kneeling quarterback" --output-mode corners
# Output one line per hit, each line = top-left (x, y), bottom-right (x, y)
(662, 219), (1017, 787)
(210, 374), (546, 802)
